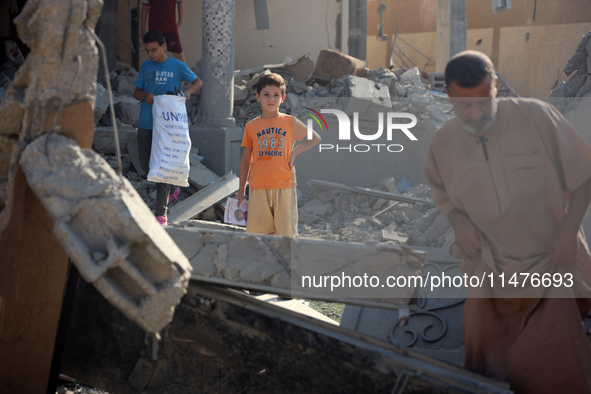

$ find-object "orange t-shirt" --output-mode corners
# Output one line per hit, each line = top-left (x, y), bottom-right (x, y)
(241, 113), (306, 189)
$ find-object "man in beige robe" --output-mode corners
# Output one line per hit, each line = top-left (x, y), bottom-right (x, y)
(425, 50), (591, 393)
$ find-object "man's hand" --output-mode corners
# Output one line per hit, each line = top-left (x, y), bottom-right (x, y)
(145, 93), (154, 104)
(548, 225), (579, 266)
(447, 209), (484, 260)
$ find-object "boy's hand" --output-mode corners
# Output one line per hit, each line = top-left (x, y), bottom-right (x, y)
(289, 152), (298, 168)
(236, 190), (246, 207)
(145, 93), (154, 104)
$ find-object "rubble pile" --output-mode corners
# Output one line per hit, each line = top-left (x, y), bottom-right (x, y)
(89, 53), (455, 242)
(2, 48), (456, 243)
(297, 177), (453, 248)
(550, 31), (591, 108)
(231, 58), (453, 130)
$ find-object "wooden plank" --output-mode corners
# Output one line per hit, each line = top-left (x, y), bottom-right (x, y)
(168, 173), (239, 223)
(0, 184), (70, 393)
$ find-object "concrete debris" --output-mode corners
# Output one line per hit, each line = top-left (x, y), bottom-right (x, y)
(58, 48), (459, 264)
(297, 180), (452, 249)
(111, 67), (139, 96)
(234, 84), (249, 105)
(231, 49), (453, 130)
(550, 31), (591, 115)
(94, 82), (110, 123)
(301, 198), (334, 217)
(246, 69), (272, 89)
(315, 49), (368, 80)
(168, 172), (239, 224)
(92, 126), (136, 155)
(307, 179), (434, 206)
(167, 226), (425, 305)
(19, 134), (192, 334)
(345, 75), (392, 120)
(189, 160), (220, 189)
(378, 176), (397, 193)
(111, 96), (141, 127)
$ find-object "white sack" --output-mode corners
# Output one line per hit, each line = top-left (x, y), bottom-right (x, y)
(148, 95), (191, 187)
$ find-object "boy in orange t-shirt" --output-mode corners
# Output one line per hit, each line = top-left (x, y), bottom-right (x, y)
(237, 73), (321, 236)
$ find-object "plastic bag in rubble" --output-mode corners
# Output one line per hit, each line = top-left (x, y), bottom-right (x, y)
(148, 94), (191, 187)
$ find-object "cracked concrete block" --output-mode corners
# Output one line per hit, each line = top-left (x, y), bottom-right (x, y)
(94, 83), (110, 124)
(168, 173), (238, 223)
(189, 161), (220, 189)
(19, 134), (192, 334)
(245, 69), (271, 90)
(366, 216), (384, 229)
(315, 49), (367, 80)
(234, 85), (249, 106)
(344, 76), (392, 120)
(167, 226), (425, 304)
(298, 212), (323, 225)
(311, 187), (336, 203)
(381, 226), (408, 244)
(301, 198), (333, 218)
(113, 68), (139, 96)
(114, 96), (141, 126)
(378, 176), (397, 193)
(398, 207), (424, 224)
(92, 126), (136, 155)
(0, 0), (102, 233)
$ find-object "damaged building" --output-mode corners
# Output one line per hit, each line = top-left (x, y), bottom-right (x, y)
(2, 0), (591, 393)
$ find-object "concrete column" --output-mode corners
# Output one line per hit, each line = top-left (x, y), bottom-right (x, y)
(200, 0), (236, 128)
(348, 0), (367, 60)
(436, 0), (466, 73)
(191, 0), (243, 177)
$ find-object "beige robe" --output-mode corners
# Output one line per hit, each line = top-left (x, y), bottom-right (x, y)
(425, 98), (591, 393)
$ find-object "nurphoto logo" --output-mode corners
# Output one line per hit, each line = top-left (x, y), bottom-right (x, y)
(305, 108), (418, 153)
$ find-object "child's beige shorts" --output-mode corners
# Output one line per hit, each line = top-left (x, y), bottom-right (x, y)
(246, 187), (298, 237)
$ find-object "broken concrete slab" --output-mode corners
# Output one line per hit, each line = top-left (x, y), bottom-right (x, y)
(308, 179), (434, 207)
(301, 198), (333, 218)
(0, 0), (103, 389)
(381, 225), (409, 244)
(398, 207), (424, 224)
(378, 176), (397, 193)
(94, 83), (110, 124)
(173, 219), (245, 232)
(315, 49), (367, 80)
(234, 85), (249, 105)
(114, 96), (141, 127)
(344, 75), (392, 120)
(168, 172), (239, 223)
(113, 68), (139, 96)
(246, 69), (272, 90)
(92, 126), (136, 155)
(19, 134), (192, 334)
(166, 225), (425, 306)
(285, 53), (315, 83)
(188, 161), (220, 189)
